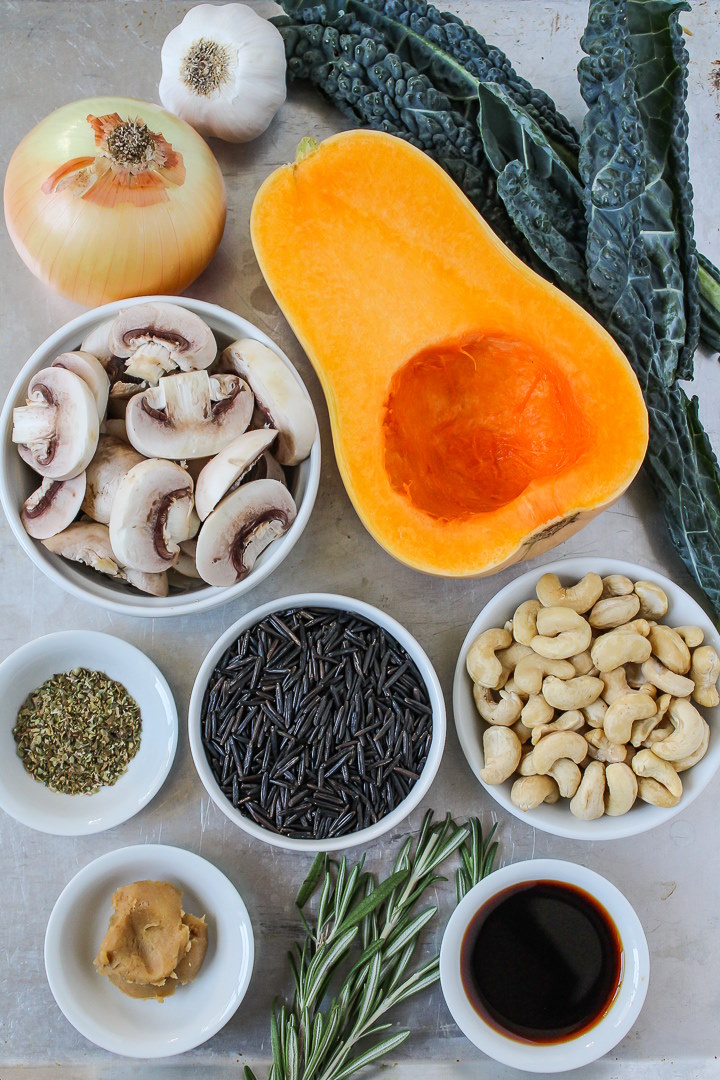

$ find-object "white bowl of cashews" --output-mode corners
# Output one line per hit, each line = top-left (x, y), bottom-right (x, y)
(0, 296), (321, 617)
(453, 557), (720, 840)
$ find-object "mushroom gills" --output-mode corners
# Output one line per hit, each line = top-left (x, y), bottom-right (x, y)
(196, 478), (296, 586)
(221, 338), (317, 465)
(42, 522), (168, 596)
(109, 459), (195, 573)
(21, 473), (86, 540)
(13, 367), (99, 480)
(125, 369), (254, 459)
(110, 302), (216, 383)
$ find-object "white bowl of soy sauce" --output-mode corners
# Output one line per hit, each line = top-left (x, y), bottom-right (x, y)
(439, 859), (649, 1073)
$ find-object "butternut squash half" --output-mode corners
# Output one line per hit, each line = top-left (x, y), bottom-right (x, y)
(251, 131), (648, 576)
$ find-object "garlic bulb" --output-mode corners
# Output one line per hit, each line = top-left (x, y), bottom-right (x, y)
(159, 3), (287, 143)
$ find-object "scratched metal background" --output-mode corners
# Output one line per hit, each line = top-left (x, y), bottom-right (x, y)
(1, 2), (719, 1077)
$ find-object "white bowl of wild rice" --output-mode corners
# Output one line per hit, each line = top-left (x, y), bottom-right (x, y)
(188, 593), (446, 851)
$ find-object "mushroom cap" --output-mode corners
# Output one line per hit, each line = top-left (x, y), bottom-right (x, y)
(109, 458), (195, 573)
(42, 521), (168, 596)
(195, 478), (296, 586)
(82, 435), (145, 524)
(13, 366), (99, 481)
(195, 427), (278, 520)
(52, 351), (110, 420)
(125, 370), (254, 459)
(80, 316), (115, 362)
(110, 303), (216, 373)
(21, 473), (86, 540)
(221, 339), (317, 465)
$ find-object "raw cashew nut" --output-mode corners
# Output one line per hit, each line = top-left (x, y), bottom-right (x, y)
(584, 729), (627, 764)
(632, 749), (682, 800)
(479, 727), (522, 784)
(601, 574), (634, 598)
(535, 572), (603, 613)
(532, 731), (588, 774)
(673, 720), (710, 772)
(648, 625), (691, 674)
(600, 668), (633, 704)
(619, 618), (652, 638)
(583, 698), (608, 728)
(467, 628), (512, 689)
(630, 700), (667, 747)
(624, 662), (646, 689)
(513, 600), (541, 646)
(530, 710), (584, 745)
(497, 641), (533, 673)
(503, 676), (528, 701)
(603, 691), (657, 744)
(548, 758), (582, 798)
(570, 650), (595, 676)
(531, 608), (592, 659)
(644, 722), (673, 747)
(641, 657), (694, 697)
(511, 775), (560, 811)
(511, 719), (533, 745)
(513, 654), (575, 696)
(651, 698), (706, 762)
(472, 684), (524, 726)
(604, 762), (638, 816)
(517, 748), (539, 775)
(521, 694), (555, 728)
(690, 646), (720, 708)
(569, 761), (606, 820)
(542, 674), (603, 711)
(589, 593), (640, 629)
(591, 628), (652, 672)
(634, 580), (669, 619)
(637, 777), (681, 808)
(674, 625), (704, 649)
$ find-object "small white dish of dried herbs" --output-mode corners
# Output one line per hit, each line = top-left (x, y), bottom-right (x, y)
(0, 630), (177, 834)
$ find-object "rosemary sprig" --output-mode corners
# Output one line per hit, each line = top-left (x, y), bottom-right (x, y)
(244, 811), (500, 1080)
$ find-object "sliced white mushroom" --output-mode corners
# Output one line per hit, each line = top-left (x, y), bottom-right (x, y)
(173, 538), (202, 579)
(221, 339), (317, 465)
(42, 521), (168, 596)
(125, 370), (253, 459)
(13, 367), (99, 480)
(195, 428), (278, 520)
(80, 316), (116, 361)
(110, 303), (216, 383)
(52, 351), (110, 420)
(109, 459), (195, 573)
(243, 449), (286, 486)
(21, 473), (86, 539)
(100, 417), (130, 443)
(196, 478), (296, 586)
(82, 436), (145, 524)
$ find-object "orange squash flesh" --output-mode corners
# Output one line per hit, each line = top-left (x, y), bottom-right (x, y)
(251, 131), (649, 576)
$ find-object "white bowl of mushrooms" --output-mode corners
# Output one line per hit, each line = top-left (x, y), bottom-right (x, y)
(453, 558), (720, 840)
(0, 296), (320, 617)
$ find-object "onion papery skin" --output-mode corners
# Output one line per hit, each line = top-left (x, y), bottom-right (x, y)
(4, 96), (226, 307)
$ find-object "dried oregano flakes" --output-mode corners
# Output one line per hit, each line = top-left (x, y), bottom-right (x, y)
(13, 668), (142, 795)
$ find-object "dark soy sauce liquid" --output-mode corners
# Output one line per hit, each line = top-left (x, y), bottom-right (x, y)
(461, 880), (623, 1044)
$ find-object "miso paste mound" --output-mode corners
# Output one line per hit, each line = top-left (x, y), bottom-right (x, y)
(94, 880), (208, 1000)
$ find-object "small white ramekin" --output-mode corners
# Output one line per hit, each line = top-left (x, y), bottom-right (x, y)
(453, 556), (720, 841)
(0, 295), (321, 617)
(188, 592), (446, 852)
(440, 858), (649, 1073)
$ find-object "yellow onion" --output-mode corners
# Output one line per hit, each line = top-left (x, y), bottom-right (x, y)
(4, 96), (226, 306)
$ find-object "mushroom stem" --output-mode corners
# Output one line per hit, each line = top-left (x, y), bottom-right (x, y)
(12, 400), (56, 446)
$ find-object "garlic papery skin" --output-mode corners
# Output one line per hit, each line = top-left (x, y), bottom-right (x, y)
(159, 4), (287, 143)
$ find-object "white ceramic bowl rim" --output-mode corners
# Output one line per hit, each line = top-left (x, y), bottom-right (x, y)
(0, 295), (321, 618)
(452, 556), (720, 841)
(188, 592), (446, 852)
(0, 630), (177, 835)
(439, 858), (649, 1073)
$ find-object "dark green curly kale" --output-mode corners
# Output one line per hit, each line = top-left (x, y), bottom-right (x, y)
(579, 0), (720, 618)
